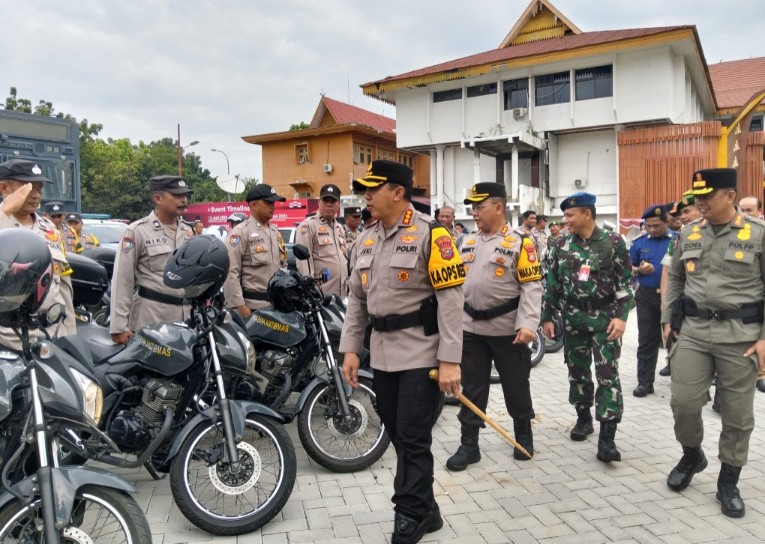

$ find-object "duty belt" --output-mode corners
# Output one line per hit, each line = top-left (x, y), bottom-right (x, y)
(370, 309), (423, 332)
(137, 286), (190, 306)
(683, 302), (764, 323)
(464, 297), (520, 321)
(565, 294), (615, 312)
(243, 289), (269, 301)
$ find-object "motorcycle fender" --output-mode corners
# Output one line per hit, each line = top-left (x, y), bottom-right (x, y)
(164, 401), (287, 462)
(0, 466), (135, 527)
(293, 368), (374, 413)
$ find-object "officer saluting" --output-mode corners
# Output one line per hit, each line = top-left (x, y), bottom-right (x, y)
(223, 184), (286, 318)
(343, 206), (363, 245)
(446, 183), (542, 472)
(340, 160), (464, 544)
(662, 168), (765, 518)
(110, 175), (195, 344)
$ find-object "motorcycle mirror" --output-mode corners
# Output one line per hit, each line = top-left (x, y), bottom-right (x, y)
(292, 244), (310, 261)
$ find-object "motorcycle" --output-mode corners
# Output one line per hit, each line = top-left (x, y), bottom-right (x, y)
(230, 244), (390, 473)
(56, 235), (297, 535)
(0, 233), (151, 543)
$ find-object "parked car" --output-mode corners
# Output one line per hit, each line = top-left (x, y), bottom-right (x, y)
(82, 219), (129, 250)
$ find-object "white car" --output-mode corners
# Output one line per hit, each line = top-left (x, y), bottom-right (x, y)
(82, 219), (129, 250)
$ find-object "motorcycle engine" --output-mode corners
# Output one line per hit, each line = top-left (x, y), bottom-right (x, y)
(109, 378), (184, 453)
(258, 350), (295, 381)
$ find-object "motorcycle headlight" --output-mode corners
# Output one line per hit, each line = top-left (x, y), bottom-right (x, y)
(70, 367), (103, 426)
(237, 330), (257, 375)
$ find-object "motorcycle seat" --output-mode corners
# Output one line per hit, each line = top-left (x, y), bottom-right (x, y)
(76, 323), (125, 363)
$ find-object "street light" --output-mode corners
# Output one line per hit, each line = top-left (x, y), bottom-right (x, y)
(177, 123), (199, 175)
(211, 148), (230, 174)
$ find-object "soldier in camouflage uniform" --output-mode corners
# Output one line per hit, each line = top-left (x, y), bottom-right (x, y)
(542, 192), (634, 462)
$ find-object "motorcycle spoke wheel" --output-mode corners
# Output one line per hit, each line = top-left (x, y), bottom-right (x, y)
(297, 377), (390, 473)
(0, 487), (152, 544)
(169, 415), (296, 536)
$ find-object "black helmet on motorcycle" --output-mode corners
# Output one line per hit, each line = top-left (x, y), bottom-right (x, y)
(227, 212), (248, 226)
(267, 270), (302, 313)
(164, 235), (229, 299)
(0, 229), (53, 317)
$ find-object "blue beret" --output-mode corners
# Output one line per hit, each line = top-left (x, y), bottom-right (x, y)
(641, 204), (667, 220)
(560, 192), (596, 211)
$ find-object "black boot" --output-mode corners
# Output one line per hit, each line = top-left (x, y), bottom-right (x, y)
(717, 463), (745, 518)
(446, 425), (480, 471)
(667, 446), (707, 491)
(712, 388), (721, 413)
(392, 508), (444, 544)
(659, 362), (671, 377)
(570, 406), (594, 441)
(513, 419), (534, 461)
(596, 421), (621, 462)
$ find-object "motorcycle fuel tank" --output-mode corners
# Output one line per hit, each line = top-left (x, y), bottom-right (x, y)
(109, 322), (197, 376)
(246, 307), (307, 348)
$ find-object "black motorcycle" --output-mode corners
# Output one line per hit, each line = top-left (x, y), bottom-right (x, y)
(57, 235), (297, 535)
(0, 231), (152, 543)
(231, 244), (390, 473)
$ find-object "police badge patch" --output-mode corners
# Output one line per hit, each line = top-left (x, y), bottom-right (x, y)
(122, 237), (135, 253)
(229, 234), (241, 247)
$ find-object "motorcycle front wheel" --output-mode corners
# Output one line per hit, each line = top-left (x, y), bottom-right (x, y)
(169, 415), (297, 536)
(0, 486), (152, 544)
(530, 328), (546, 368)
(297, 377), (391, 472)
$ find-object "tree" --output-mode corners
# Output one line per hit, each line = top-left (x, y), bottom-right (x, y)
(289, 121), (309, 131)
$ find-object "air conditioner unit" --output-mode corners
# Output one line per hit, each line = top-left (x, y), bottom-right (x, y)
(512, 107), (528, 119)
(323, 163), (333, 174)
(575, 178), (587, 189)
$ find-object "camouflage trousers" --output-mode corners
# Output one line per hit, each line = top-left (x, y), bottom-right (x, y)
(564, 329), (624, 422)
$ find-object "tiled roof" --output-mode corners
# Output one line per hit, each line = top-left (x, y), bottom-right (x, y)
(363, 26), (691, 88)
(321, 97), (396, 133)
(708, 57), (765, 110)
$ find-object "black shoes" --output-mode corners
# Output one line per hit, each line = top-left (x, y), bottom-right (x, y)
(712, 389), (721, 413)
(392, 509), (444, 544)
(757, 379), (765, 393)
(513, 419), (534, 461)
(659, 364), (671, 377)
(446, 426), (480, 471)
(570, 407), (594, 441)
(717, 463), (745, 518)
(595, 421), (621, 462)
(667, 446), (708, 491)
(633, 383), (654, 397)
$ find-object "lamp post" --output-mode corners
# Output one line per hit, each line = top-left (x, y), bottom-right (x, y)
(211, 148), (230, 174)
(177, 124), (199, 176)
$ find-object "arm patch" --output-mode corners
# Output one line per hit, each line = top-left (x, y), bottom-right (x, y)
(517, 236), (542, 283)
(428, 224), (465, 289)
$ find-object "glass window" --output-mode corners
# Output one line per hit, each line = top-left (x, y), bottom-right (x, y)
(399, 154), (414, 169)
(575, 65), (613, 101)
(433, 89), (463, 103)
(535, 71), (570, 106)
(466, 83), (497, 98)
(503, 78), (529, 109)
(750, 116), (763, 132)
(378, 149), (395, 161)
(353, 144), (373, 165)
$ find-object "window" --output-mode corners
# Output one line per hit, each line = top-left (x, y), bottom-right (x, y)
(399, 154), (414, 169)
(378, 149), (395, 161)
(750, 116), (763, 132)
(535, 71), (570, 106)
(297, 190), (312, 198)
(466, 83), (497, 98)
(433, 88), (462, 103)
(575, 65), (613, 101)
(503, 78), (529, 109)
(295, 143), (309, 165)
(353, 144), (373, 165)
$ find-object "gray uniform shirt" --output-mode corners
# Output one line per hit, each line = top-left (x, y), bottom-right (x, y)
(460, 224), (543, 336)
(339, 206), (465, 371)
(223, 217), (285, 310)
(110, 211), (194, 334)
(296, 215), (348, 297)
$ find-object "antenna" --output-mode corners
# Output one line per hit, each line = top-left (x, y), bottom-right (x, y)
(347, 74), (351, 104)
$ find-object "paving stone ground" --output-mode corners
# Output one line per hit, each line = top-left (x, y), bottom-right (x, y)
(113, 310), (765, 543)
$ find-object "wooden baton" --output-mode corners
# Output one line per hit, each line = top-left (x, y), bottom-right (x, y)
(429, 369), (532, 459)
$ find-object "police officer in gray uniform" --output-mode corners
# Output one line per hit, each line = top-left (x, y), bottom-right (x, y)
(223, 184), (286, 318)
(110, 175), (195, 344)
(446, 183), (543, 471)
(662, 168), (765, 518)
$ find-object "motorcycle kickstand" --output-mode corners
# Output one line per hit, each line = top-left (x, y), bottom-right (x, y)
(144, 462), (167, 480)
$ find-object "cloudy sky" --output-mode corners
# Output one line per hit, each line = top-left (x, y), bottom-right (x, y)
(3, 0), (763, 185)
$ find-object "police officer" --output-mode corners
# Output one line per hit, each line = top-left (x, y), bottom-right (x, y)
(630, 204), (673, 397)
(64, 212), (100, 253)
(340, 160), (463, 544)
(446, 183), (542, 471)
(542, 192), (634, 462)
(343, 206), (363, 245)
(662, 169), (765, 518)
(110, 175), (195, 344)
(0, 159), (76, 341)
(223, 184), (286, 318)
(296, 183), (348, 297)
(534, 214), (548, 256)
(738, 196), (765, 393)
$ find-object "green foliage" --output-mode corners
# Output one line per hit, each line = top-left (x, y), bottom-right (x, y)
(289, 121), (309, 131)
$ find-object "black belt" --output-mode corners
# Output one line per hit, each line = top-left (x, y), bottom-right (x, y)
(243, 289), (269, 301)
(370, 309), (423, 332)
(565, 294), (615, 312)
(464, 297), (520, 321)
(684, 303), (764, 323)
(137, 286), (190, 306)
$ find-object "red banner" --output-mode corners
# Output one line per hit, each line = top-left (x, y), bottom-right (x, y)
(184, 199), (316, 228)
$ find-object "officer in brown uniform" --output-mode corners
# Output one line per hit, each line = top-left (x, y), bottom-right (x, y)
(64, 213), (100, 253)
(446, 183), (543, 472)
(344, 206), (363, 246)
(340, 160), (464, 544)
(662, 168), (765, 518)
(110, 176), (195, 344)
(223, 184), (286, 318)
(0, 159), (76, 341)
(296, 184), (348, 296)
